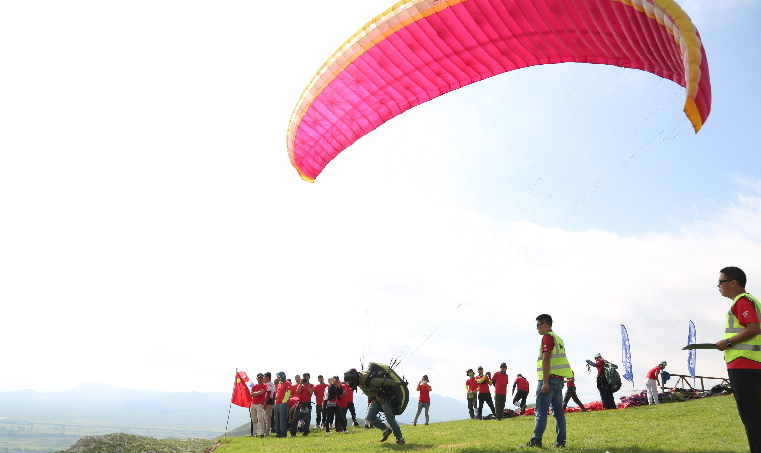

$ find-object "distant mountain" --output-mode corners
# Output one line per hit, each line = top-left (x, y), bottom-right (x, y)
(0, 383), (470, 452)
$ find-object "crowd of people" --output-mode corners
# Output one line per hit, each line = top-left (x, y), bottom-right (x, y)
(243, 266), (760, 453)
(246, 372), (360, 439)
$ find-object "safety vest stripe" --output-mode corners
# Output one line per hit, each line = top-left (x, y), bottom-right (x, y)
(726, 328), (744, 333)
(536, 353), (567, 360)
(733, 344), (761, 351)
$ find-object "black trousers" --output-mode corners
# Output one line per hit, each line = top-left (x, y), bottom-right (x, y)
(315, 403), (323, 426)
(563, 386), (585, 409)
(494, 394), (506, 419)
(513, 389), (528, 408)
(347, 402), (357, 422)
(289, 403), (311, 436)
(728, 368), (761, 453)
(467, 393), (477, 418)
(477, 393), (496, 418)
(597, 377), (617, 409)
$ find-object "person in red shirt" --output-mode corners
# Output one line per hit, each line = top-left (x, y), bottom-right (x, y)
(289, 373), (314, 436)
(273, 372), (292, 438)
(249, 373), (268, 437)
(714, 267), (761, 453)
(337, 380), (350, 433)
(593, 353), (616, 409)
(512, 374), (530, 414)
(344, 380), (359, 427)
(313, 375), (328, 429)
(475, 366), (496, 419)
(465, 369), (478, 419)
(492, 363), (509, 420)
(645, 361), (667, 405)
(413, 375), (432, 426)
(562, 372), (587, 412)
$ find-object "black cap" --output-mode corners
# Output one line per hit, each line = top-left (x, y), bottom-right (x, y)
(477, 366), (483, 370)
(256, 373), (264, 378)
(422, 375), (428, 380)
(500, 362), (507, 367)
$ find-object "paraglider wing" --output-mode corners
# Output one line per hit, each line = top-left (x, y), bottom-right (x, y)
(287, 0), (711, 182)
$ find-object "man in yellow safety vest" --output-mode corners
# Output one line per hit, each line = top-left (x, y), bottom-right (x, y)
(714, 266), (761, 453)
(520, 313), (573, 449)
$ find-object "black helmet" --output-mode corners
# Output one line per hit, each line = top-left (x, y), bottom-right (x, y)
(344, 368), (359, 391)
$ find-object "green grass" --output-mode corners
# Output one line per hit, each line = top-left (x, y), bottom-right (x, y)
(216, 395), (747, 453)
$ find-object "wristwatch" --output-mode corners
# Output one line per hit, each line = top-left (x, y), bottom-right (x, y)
(726, 339), (734, 348)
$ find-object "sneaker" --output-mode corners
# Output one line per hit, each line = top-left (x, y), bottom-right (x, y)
(342, 430), (349, 434)
(413, 422), (417, 426)
(554, 444), (566, 448)
(424, 423), (429, 426)
(380, 428), (393, 442)
(326, 431), (332, 434)
(353, 421), (360, 427)
(396, 438), (406, 445)
(520, 440), (542, 448)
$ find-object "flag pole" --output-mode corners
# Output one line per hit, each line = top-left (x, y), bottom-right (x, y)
(224, 369), (237, 438)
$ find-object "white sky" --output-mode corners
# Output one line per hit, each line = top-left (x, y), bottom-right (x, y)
(1, 0), (760, 407)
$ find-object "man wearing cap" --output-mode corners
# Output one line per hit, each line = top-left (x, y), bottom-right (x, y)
(512, 374), (529, 414)
(594, 353), (616, 409)
(492, 363), (509, 420)
(645, 361), (667, 405)
(343, 367), (408, 445)
(249, 373), (268, 437)
(413, 375), (432, 426)
(465, 369), (478, 419)
(273, 372), (292, 438)
(714, 266), (761, 453)
(475, 366), (496, 420)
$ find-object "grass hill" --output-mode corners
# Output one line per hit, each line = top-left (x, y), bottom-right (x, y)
(215, 395), (748, 453)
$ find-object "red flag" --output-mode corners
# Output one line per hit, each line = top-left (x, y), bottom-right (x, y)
(231, 371), (252, 408)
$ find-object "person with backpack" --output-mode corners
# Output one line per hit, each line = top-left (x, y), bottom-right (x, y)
(714, 267), (761, 453)
(645, 361), (667, 405)
(343, 366), (408, 445)
(520, 314), (573, 449)
(593, 353), (617, 409)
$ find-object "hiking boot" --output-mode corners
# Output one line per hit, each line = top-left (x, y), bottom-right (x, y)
(520, 440), (542, 448)
(413, 422), (417, 426)
(396, 438), (406, 445)
(353, 421), (360, 427)
(380, 428), (393, 442)
(554, 443), (566, 448)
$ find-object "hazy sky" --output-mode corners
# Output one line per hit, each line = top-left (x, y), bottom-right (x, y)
(1, 0), (759, 406)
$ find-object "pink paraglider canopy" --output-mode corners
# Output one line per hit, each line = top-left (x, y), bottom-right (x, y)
(287, 0), (711, 182)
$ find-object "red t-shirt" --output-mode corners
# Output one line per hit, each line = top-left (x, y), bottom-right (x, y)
(492, 372), (509, 395)
(338, 383), (350, 407)
(417, 382), (431, 403)
(476, 375), (491, 393)
(646, 366), (661, 380)
(297, 383), (314, 403)
(287, 396), (300, 408)
(466, 378), (478, 392)
(596, 359), (605, 377)
(314, 383), (328, 404)
(275, 381), (292, 404)
(344, 383), (354, 403)
(514, 376), (529, 392)
(566, 378), (576, 388)
(727, 296), (761, 370)
(251, 383), (267, 405)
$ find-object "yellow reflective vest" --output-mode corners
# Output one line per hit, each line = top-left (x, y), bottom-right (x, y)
(724, 292), (761, 364)
(536, 331), (573, 380)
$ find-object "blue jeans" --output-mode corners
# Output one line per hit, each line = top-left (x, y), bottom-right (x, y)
(274, 403), (289, 437)
(367, 400), (402, 441)
(531, 377), (566, 446)
(413, 402), (430, 424)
